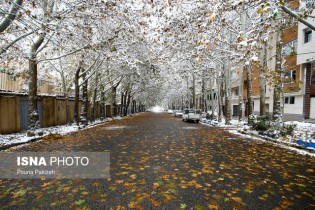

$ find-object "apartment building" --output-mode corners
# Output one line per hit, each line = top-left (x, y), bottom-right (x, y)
(297, 0), (315, 120)
(239, 0), (309, 121)
(0, 67), (22, 92)
(0, 66), (60, 95)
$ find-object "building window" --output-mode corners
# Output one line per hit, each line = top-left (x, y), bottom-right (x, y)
(311, 64), (315, 85)
(285, 96), (295, 104)
(304, 28), (312, 43)
(284, 70), (296, 83)
(235, 89), (239, 96)
(282, 40), (297, 56)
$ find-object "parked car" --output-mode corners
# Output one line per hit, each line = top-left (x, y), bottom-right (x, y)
(182, 109), (201, 123)
(167, 110), (173, 114)
(174, 110), (183, 117)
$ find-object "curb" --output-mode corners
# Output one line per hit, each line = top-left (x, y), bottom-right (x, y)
(0, 136), (43, 151)
(238, 130), (315, 154)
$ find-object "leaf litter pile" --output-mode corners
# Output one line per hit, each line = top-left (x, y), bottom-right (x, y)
(0, 113), (314, 209)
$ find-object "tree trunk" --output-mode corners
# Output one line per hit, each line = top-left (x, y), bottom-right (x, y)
(245, 64), (254, 125)
(28, 35), (45, 132)
(209, 78), (214, 120)
(58, 53), (71, 125)
(132, 99), (136, 114)
(217, 76), (223, 122)
(120, 92), (124, 117)
(92, 73), (100, 121)
(273, 29), (283, 125)
(100, 84), (105, 118)
(192, 73), (196, 109)
(80, 70), (88, 126)
(260, 42), (267, 116)
(74, 62), (82, 125)
(124, 93), (131, 116)
(224, 62), (232, 125)
(201, 72), (205, 112)
(238, 66), (244, 121)
(238, 9), (246, 122)
(111, 86), (117, 117)
(123, 91), (128, 116)
(61, 71), (71, 125)
(28, 59), (39, 131)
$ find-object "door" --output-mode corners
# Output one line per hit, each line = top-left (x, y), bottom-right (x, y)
(19, 100), (43, 130)
(310, 97), (315, 119)
(233, 105), (239, 117)
(20, 99), (28, 130)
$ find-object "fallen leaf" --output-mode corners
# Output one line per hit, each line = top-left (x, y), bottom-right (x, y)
(153, 183), (160, 188)
(150, 199), (161, 207)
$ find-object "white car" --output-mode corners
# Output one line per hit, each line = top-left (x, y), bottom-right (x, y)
(167, 110), (173, 114)
(174, 110), (183, 117)
(182, 109), (201, 123)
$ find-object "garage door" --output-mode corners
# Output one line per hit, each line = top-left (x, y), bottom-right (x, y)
(310, 97), (315, 119)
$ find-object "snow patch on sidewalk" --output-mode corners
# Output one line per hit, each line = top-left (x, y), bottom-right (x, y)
(0, 114), (140, 149)
(104, 126), (128, 130)
(182, 127), (199, 130)
(228, 129), (315, 157)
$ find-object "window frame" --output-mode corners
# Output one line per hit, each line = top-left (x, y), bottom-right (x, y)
(284, 70), (296, 84)
(311, 63), (315, 85)
(282, 40), (297, 56)
(304, 28), (312, 43)
(289, 96), (295, 104)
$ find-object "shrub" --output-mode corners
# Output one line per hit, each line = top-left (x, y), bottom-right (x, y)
(252, 115), (271, 132)
(279, 124), (297, 137)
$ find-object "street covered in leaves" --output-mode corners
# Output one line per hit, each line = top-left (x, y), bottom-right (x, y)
(0, 112), (314, 209)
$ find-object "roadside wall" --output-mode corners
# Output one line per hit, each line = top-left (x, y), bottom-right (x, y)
(0, 94), (20, 134)
(0, 93), (109, 134)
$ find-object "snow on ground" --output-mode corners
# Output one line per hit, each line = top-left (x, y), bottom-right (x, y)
(228, 129), (315, 158)
(0, 114), (137, 149)
(104, 126), (128, 130)
(0, 124), (79, 148)
(182, 126), (199, 130)
(200, 118), (315, 157)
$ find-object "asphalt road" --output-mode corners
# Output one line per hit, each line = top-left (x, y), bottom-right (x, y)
(0, 112), (314, 209)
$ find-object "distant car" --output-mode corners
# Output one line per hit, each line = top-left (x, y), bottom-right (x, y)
(182, 109), (201, 123)
(174, 110), (183, 117)
(167, 110), (173, 114)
